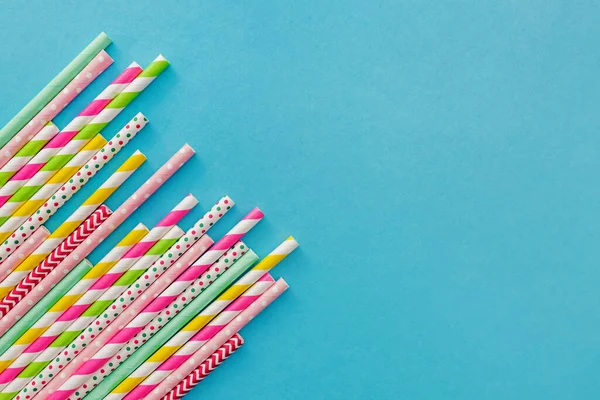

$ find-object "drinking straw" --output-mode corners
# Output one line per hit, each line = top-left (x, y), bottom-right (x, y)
(0, 123), (60, 186)
(0, 224), (149, 396)
(0, 133), (108, 229)
(0, 259), (94, 361)
(160, 334), (244, 400)
(25, 224), (215, 399)
(0, 206), (111, 322)
(11, 195), (199, 383)
(0, 143), (145, 298)
(67, 241), (249, 399)
(0, 226), (184, 400)
(0, 145), (194, 345)
(123, 275), (274, 400)
(83, 250), (259, 400)
(0, 227), (49, 283)
(0, 63), (143, 210)
(0, 55), (165, 218)
(0, 51), (113, 170)
(124, 238), (297, 399)
(151, 279), (289, 400)
(65, 208), (265, 395)
(0, 115), (148, 263)
(0, 32), (112, 147)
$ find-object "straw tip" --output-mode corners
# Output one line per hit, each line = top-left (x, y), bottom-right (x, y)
(250, 207), (265, 219)
(129, 61), (142, 69)
(136, 222), (148, 230)
(39, 225), (51, 235)
(277, 278), (290, 290)
(156, 54), (169, 62)
(98, 31), (112, 43)
(182, 144), (196, 155)
(287, 236), (299, 246)
(222, 195), (234, 206)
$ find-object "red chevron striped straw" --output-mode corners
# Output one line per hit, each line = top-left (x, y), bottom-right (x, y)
(148, 278), (289, 399)
(0, 145), (194, 331)
(161, 334), (244, 400)
(0, 205), (111, 319)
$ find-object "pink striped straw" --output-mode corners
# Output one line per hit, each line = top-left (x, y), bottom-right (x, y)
(0, 51), (113, 169)
(0, 227), (49, 283)
(0, 63), (143, 208)
(126, 274), (276, 399)
(147, 279), (290, 400)
(20, 197), (231, 397)
(0, 145), (195, 333)
(31, 235), (215, 399)
(53, 208), (263, 400)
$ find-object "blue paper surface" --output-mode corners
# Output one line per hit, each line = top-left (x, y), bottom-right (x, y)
(1, 1), (599, 398)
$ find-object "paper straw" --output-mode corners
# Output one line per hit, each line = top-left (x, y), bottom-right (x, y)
(0, 54), (167, 222)
(124, 238), (297, 399)
(151, 279), (289, 400)
(0, 226), (183, 400)
(0, 51), (113, 170)
(0, 62), (143, 210)
(160, 334), (244, 400)
(0, 205), (112, 322)
(0, 139), (146, 292)
(0, 227), (49, 284)
(0, 123), (60, 187)
(0, 32), (112, 147)
(65, 241), (249, 399)
(27, 210), (220, 400)
(13, 195), (199, 381)
(0, 260), (94, 361)
(23, 237), (214, 400)
(0, 225), (149, 396)
(82, 250), (259, 400)
(122, 274), (274, 400)
(0, 132), (117, 300)
(0, 145), (194, 349)
(0, 116), (148, 263)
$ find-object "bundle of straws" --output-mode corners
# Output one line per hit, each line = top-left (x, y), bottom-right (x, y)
(0, 32), (298, 400)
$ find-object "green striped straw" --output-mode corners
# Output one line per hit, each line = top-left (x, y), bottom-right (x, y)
(0, 55), (170, 228)
(0, 122), (59, 186)
(86, 251), (259, 400)
(0, 33), (111, 147)
(0, 259), (92, 359)
(21, 225), (184, 376)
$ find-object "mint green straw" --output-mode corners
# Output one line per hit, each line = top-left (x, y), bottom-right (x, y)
(85, 251), (259, 400)
(0, 259), (92, 358)
(0, 32), (111, 148)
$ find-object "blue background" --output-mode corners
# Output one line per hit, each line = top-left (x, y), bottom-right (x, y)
(0, 1), (598, 398)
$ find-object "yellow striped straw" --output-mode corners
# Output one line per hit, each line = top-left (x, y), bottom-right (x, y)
(0, 150), (147, 300)
(112, 237), (299, 397)
(0, 224), (149, 374)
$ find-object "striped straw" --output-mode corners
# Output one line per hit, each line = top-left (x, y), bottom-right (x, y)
(20, 199), (231, 397)
(2, 227), (184, 400)
(70, 244), (252, 399)
(0, 51), (113, 170)
(0, 205), (112, 322)
(0, 63), (143, 210)
(0, 55), (167, 225)
(0, 146), (193, 348)
(0, 227), (49, 282)
(0, 116), (148, 263)
(0, 123), (60, 187)
(0, 197), (195, 394)
(151, 279), (289, 400)
(84, 250), (260, 400)
(160, 334), (244, 400)
(0, 147), (145, 300)
(0, 225), (149, 395)
(123, 238), (297, 399)
(123, 275), (275, 400)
